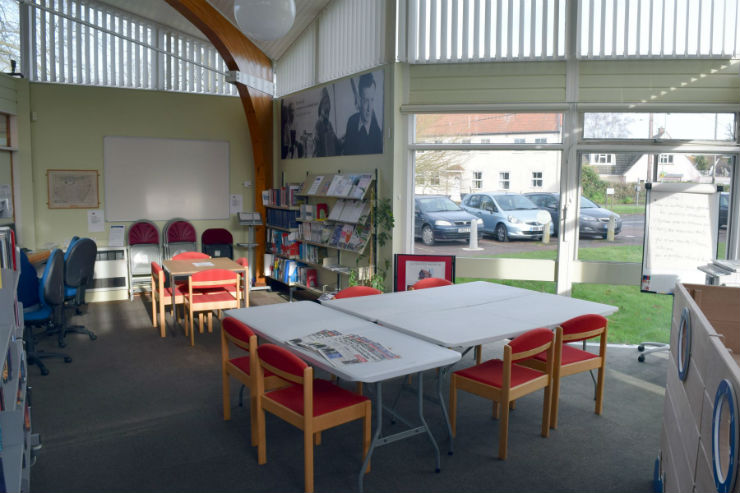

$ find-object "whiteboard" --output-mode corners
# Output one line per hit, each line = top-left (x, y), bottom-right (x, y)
(104, 136), (230, 221)
(641, 182), (720, 294)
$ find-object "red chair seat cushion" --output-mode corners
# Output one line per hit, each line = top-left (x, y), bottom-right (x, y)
(228, 356), (274, 377)
(188, 289), (236, 303)
(264, 379), (368, 416)
(163, 284), (186, 300)
(533, 344), (599, 365)
(454, 359), (545, 388)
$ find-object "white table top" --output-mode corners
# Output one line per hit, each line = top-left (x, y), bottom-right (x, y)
(323, 281), (618, 347)
(225, 301), (461, 383)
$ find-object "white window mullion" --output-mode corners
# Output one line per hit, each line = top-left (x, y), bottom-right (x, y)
(75, 0), (82, 83)
(102, 11), (109, 85)
(541, 0), (548, 57)
(507, 0), (514, 58)
(708, 0), (715, 55)
(188, 41), (195, 93)
(623, 0), (630, 56)
(635, 0), (641, 55)
(518, 0), (524, 58)
(117, 17), (124, 86)
(587, 0), (594, 57)
(496, 0), (503, 58)
(436, 0), (443, 61)
(528, 0), (535, 58)
(66, 0), (73, 82)
(93, 8), (99, 85)
(473, 0), (481, 58)
(419, 0), (426, 61)
(451, 0), (459, 59)
(195, 44), (202, 92)
(484, 0), (492, 58)
(55, 5), (62, 82)
(40, 1), (47, 80)
(463, 0), (470, 60)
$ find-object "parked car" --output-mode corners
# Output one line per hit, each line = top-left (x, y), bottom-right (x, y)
(460, 192), (553, 242)
(414, 195), (483, 246)
(719, 192), (729, 229)
(524, 192), (622, 238)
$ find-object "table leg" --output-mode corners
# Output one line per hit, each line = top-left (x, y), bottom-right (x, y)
(358, 382), (383, 493)
(436, 366), (454, 455)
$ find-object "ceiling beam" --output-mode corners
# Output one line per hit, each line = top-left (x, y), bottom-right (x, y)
(165, 0), (273, 286)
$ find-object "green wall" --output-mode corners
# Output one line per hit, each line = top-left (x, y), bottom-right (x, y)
(24, 83), (254, 250)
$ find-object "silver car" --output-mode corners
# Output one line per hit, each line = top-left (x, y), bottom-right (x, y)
(461, 192), (554, 241)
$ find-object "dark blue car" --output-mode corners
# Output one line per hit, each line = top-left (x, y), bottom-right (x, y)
(414, 195), (483, 246)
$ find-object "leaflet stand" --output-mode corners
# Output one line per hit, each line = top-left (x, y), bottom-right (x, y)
(237, 212), (269, 291)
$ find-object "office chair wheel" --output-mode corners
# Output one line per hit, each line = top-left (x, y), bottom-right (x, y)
(638, 345), (645, 352)
(435, 468), (441, 473)
(638, 354), (646, 363)
(40, 368), (49, 376)
(64, 356), (72, 363)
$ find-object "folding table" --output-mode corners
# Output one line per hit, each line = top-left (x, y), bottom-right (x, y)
(225, 301), (461, 493)
(322, 281), (619, 448)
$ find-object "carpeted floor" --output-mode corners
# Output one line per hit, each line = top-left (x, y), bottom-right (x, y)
(27, 290), (668, 493)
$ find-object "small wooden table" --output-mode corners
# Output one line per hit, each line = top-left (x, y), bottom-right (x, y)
(162, 258), (249, 331)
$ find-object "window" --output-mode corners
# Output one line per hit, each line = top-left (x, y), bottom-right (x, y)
(532, 172), (543, 188)
(659, 154), (674, 165)
(472, 171), (482, 190)
(514, 138), (526, 144)
(584, 113), (736, 141)
(592, 154), (613, 165)
(430, 173), (440, 186)
(414, 113), (563, 144)
(535, 138), (547, 144)
(499, 172), (510, 190)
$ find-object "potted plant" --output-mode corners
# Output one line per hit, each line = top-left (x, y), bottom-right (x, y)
(349, 195), (394, 291)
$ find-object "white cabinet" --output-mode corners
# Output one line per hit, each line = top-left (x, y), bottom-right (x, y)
(87, 246), (129, 302)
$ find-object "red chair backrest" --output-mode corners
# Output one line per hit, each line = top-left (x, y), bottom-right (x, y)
(173, 251), (210, 260)
(151, 261), (163, 276)
(258, 344), (307, 382)
(128, 221), (159, 246)
(508, 327), (554, 361)
(222, 317), (256, 347)
(412, 277), (453, 290)
(202, 228), (234, 245)
(334, 285), (382, 299)
(190, 269), (238, 288)
(167, 220), (196, 243)
(560, 314), (607, 343)
(236, 257), (248, 268)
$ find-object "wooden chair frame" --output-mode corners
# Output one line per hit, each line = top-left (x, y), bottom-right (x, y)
(150, 262), (184, 337)
(255, 347), (371, 493)
(450, 329), (554, 460)
(184, 269), (240, 346)
(221, 318), (289, 446)
(518, 315), (607, 429)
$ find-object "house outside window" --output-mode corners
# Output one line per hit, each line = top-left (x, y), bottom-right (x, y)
(592, 153), (613, 164)
(499, 172), (510, 189)
(472, 171), (483, 189)
(532, 171), (543, 188)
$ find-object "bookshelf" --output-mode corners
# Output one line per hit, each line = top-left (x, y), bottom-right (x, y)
(0, 228), (36, 492)
(262, 172), (377, 297)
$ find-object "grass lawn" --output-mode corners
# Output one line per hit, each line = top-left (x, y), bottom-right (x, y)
(459, 244), (672, 345)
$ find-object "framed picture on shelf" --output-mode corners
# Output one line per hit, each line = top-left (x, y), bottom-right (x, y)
(393, 254), (455, 292)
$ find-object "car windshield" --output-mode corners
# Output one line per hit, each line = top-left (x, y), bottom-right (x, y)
(418, 197), (461, 213)
(493, 194), (537, 211)
(580, 196), (598, 208)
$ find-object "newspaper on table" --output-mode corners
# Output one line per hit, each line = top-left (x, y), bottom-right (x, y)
(288, 330), (400, 367)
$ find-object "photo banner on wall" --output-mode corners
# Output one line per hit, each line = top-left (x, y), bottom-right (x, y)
(281, 69), (384, 159)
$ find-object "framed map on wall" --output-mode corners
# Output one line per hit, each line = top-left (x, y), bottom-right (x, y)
(47, 169), (100, 209)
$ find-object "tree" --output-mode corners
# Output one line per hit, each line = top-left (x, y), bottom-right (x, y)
(0, 0), (20, 75)
(414, 149), (468, 198)
(583, 113), (635, 138)
(581, 164), (606, 203)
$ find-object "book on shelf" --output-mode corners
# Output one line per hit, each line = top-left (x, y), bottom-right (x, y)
(303, 175), (325, 195)
(263, 253), (274, 276)
(325, 175), (345, 196)
(316, 203), (329, 220)
(347, 222), (372, 251)
(316, 175), (333, 196)
(328, 224), (343, 247)
(338, 224), (355, 249)
(331, 175), (354, 196)
(0, 226), (17, 270)
(261, 190), (270, 206)
(305, 268), (318, 288)
(348, 174), (374, 199)
(300, 204), (315, 221)
(320, 224), (334, 244)
(327, 199), (346, 221)
(339, 200), (370, 224)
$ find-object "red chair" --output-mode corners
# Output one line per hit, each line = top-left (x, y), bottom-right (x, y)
(334, 285), (382, 299)
(183, 269), (240, 346)
(255, 344), (371, 493)
(221, 317), (289, 446)
(411, 277), (453, 290)
(150, 262), (185, 337)
(518, 314), (608, 429)
(172, 251), (211, 260)
(450, 327), (555, 460)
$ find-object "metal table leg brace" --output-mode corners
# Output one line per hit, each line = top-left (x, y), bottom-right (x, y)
(358, 372), (441, 493)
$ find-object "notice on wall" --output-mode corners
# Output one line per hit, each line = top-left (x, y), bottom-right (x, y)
(87, 209), (105, 233)
(641, 183), (719, 294)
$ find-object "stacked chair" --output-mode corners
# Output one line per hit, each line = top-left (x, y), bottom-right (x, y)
(163, 218), (197, 259)
(201, 228), (234, 259)
(128, 220), (161, 299)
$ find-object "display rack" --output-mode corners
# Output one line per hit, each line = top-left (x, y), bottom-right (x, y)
(237, 212), (267, 291)
(262, 171), (377, 298)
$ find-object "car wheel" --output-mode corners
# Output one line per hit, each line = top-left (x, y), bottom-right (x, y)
(495, 223), (509, 242)
(422, 225), (435, 246)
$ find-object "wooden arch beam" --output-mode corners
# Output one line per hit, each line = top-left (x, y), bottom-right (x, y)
(165, 0), (272, 285)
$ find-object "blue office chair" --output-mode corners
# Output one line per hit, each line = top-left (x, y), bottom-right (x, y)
(20, 249), (72, 375)
(59, 237), (98, 347)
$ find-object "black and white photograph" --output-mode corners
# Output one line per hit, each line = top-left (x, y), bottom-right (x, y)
(281, 69), (384, 159)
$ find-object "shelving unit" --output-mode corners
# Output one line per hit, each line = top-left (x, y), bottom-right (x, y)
(262, 171), (377, 298)
(0, 262), (36, 492)
(237, 212), (266, 290)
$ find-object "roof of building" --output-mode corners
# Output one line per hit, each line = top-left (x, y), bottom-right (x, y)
(416, 113), (562, 138)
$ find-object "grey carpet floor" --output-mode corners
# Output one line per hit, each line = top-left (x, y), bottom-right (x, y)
(27, 291), (668, 493)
